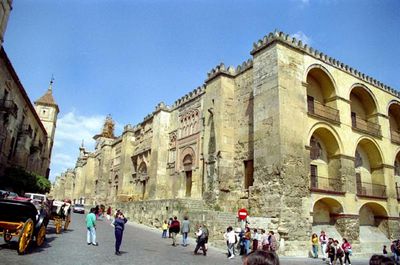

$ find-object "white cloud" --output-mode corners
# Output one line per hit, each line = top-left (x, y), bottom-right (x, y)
(291, 31), (312, 45)
(52, 153), (76, 168)
(49, 111), (105, 182)
(56, 111), (105, 146)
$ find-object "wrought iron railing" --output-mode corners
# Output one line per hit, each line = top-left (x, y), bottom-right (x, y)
(310, 175), (342, 192)
(0, 98), (18, 117)
(351, 114), (381, 137)
(356, 182), (386, 198)
(391, 130), (400, 145)
(307, 99), (340, 123)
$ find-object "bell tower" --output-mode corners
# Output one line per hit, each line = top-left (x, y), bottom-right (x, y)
(34, 78), (59, 173)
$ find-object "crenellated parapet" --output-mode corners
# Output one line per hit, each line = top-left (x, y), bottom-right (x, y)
(251, 30), (399, 98)
(171, 85), (205, 109)
(205, 63), (236, 83)
(235, 59), (253, 76)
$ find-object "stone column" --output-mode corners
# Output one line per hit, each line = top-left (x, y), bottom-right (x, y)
(338, 155), (356, 194)
(388, 218), (400, 240)
(334, 214), (360, 242)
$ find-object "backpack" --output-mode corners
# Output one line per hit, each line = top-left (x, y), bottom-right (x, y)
(202, 227), (209, 237)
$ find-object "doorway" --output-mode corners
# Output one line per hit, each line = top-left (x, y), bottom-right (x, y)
(185, 171), (192, 197)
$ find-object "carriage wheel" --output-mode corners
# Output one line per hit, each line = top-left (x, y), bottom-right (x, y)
(17, 218), (34, 255)
(55, 218), (62, 234)
(3, 230), (12, 243)
(36, 224), (46, 247)
(64, 215), (71, 230)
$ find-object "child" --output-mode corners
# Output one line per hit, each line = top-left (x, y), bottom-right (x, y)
(383, 245), (388, 256)
(162, 220), (168, 238)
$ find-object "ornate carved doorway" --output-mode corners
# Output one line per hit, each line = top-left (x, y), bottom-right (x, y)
(138, 162), (148, 199)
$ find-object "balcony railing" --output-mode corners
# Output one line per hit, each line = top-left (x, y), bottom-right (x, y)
(307, 98), (340, 123)
(356, 182), (387, 199)
(310, 175), (343, 193)
(0, 98), (18, 117)
(391, 130), (400, 145)
(351, 114), (381, 137)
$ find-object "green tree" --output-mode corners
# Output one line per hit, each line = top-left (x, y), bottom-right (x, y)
(0, 167), (50, 194)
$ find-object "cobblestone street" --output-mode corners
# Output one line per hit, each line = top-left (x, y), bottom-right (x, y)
(0, 213), (372, 265)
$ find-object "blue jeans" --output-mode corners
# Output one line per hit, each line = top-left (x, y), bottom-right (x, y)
(87, 226), (96, 244)
(182, 232), (188, 246)
(312, 245), (318, 258)
(162, 230), (167, 238)
(115, 229), (123, 252)
(244, 239), (250, 255)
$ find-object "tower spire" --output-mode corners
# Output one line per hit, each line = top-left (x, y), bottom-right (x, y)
(48, 74), (55, 91)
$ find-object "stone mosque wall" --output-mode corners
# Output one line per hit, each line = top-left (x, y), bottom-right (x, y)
(53, 31), (400, 256)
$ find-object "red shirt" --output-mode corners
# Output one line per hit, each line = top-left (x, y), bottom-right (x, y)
(342, 242), (351, 251)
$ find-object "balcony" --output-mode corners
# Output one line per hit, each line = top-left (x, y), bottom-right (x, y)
(356, 182), (387, 199)
(307, 97), (340, 124)
(351, 113), (381, 137)
(391, 130), (400, 145)
(0, 98), (18, 117)
(310, 175), (344, 195)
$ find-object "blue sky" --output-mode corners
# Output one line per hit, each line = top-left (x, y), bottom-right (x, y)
(4, 0), (400, 181)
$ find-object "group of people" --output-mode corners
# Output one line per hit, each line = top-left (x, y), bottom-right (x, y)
(312, 231), (352, 265)
(223, 226), (278, 259)
(86, 206), (128, 255)
(161, 216), (209, 256)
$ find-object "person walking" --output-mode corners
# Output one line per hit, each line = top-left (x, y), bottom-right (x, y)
(113, 211), (127, 255)
(202, 224), (209, 251)
(320, 230), (328, 261)
(86, 208), (98, 246)
(194, 224), (207, 256)
(311, 233), (319, 258)
(161, 220), (168, 238)
(327, 238), (335, 265)
(268, 231), (277, 252)
(252, 229), (260, 251)
(342, 238), (352, 265)
(224, 226), (237, 259)
(168, 217), (173, 238)
(243, 227), (251, 255)
(106, 206), (112, 221)
(181, 216), (190, 246)
(334, 240), (344, 265)
(260, 229), (269, 251)
(169, 216), (180, 246)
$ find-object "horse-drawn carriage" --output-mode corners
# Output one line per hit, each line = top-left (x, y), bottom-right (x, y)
(0, 198), (46, 254)
(48, 200), (71, 234)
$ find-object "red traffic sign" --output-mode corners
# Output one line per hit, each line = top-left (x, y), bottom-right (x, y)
(238, 208), (248, 220)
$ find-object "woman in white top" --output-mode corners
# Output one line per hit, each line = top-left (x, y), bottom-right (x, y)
(224, 226), (237, 259)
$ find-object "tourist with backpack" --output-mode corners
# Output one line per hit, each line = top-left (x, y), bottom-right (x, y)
(194, 224), (207, 256)
(334, 240), (344, 265)
(169, 216), (180, 246)
(327, 238), (335, 265)
(342, 238), (352, 265)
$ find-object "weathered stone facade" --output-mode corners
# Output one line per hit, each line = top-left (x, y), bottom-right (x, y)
(0, 51), (58, 179)
(0, 1), (58, 180)
(53, 31), (400, 256)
